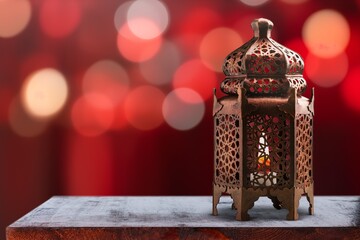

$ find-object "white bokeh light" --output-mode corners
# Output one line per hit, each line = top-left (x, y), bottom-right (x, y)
(114, 1), (133, 32)
(240, 0), (270, 7)
(127, 0), (169, 39)
(162, 88), (205, 131)
(21, 68), (68, 118)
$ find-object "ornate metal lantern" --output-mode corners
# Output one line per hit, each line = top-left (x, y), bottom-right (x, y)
(212, 18), (314, 220)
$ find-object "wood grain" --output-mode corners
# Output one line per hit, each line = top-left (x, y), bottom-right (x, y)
(6, 196), (360, 239)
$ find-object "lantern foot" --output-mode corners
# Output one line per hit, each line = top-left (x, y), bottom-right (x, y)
(268, 196), (282, 210)
(271, 188), (302, 220)
(306, 183), (314, 215)
(212, 184), (225, 216)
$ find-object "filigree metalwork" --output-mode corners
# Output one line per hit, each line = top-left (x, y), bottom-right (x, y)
(213, 18), (314, 221)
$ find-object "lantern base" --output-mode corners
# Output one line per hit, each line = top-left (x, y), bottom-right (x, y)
(212, 182), (314, 221)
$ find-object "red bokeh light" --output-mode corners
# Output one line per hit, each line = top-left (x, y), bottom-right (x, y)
(117, 23), (163, 62)
(124, 86), (165, 130)
(39, 0), (82, 38)
(172, 59), (217, 102)
(71, 93), (114, 137)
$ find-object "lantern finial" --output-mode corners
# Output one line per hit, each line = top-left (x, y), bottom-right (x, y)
(251, 18), (273, 38)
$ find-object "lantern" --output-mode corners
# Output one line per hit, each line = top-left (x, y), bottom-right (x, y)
(212, 18), (314, 220)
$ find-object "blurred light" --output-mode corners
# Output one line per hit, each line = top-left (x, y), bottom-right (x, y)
(162, 88), (205, 131)
(139, 40), (181, 85)
(20, 53), (58, 80)
(172, 59), (217, 102)
(83, 60), (129, 105)
(281, 0), (308, 4)
(302, 9), (350, 58)
(127, 0), (169, 39)
(117, 23), (163, 62)
(112, 102), (128, 130)
(114, 1), (133, 31)
(124, 86), (165, 130)
(9, 98), (48, 137)
(21, 68), (68, 119)
(39, 0), (81, 38)
(341, 67), (360, 112)
(0, 0), (31, 38)
(200, 27), (243, 72)
(65, 133), (114, 195)
(240, 0), (270, 7)
(305, 53), (348, 88)
(71, 93), (115, 137)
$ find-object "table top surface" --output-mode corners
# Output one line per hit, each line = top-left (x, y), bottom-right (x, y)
(8, 196), (360, 228)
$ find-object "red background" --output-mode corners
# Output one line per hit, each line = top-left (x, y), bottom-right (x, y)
(1, 0), (360, 237)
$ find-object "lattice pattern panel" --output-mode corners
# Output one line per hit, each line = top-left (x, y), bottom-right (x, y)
(220, 78), (241, 95)
(270, 39), (304, 75)
(246, 39), (286, 75)
(295, 114), (313, 186)
(214, 114), (241, 187)
(245, 113), (291, 188)
(288, 77), (307, 95)
(243, 77), (289, 96)
(223, 38), (257, 76)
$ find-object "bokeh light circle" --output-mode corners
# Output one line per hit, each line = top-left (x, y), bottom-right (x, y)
(83, 60), (129, 105)
(281, 0), (308, 4)
(21, 68), (68, 119)
(117, 23), (163, 62)
(240, 0), (270, 7)
(39, 0), (81, 38)
(71, 93), (115, 137)
(139, 40), (181, 85)
(305, 53), (348, 88)
(127, 0), (169, 39)
(124, 86), (165, 130)
(9, 98), (48, 137)
(0, 0), (31, 38)
(172, 59), (217, 102)
(162, 88), (205, 131)
(200, 27), (243, 72)
(114, 1), (133, 31)
(302, 9), (350, 58)
(341, 67), (360, 112)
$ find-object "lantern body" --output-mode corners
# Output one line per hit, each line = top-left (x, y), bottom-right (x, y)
(212, 18), (314, 220)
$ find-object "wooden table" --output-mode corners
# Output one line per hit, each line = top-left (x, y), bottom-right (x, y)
(6, 196), (360, 239)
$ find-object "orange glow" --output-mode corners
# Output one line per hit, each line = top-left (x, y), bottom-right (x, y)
(39, 0), (81, 38)
(200, 27), (243, 72)
(162, 88), (205, 131)
(341, 67), (360, 112)
(71, 93), (114, 137)
(302, 9), (350, 58)
(0, 0), (31, 38)
(172, 59), (217, 102)
(257, 156), (271, 173)
(126, 0), (169, 39)
(305, 53), (348, 88)
(9, 98), (48, 137)
(21, 68), (68, 119)
(82, 60), (129, 105)
(117, 23), (163, 62)
(124, 86), (165, 130)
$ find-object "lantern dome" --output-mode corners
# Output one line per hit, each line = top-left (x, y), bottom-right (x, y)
(221, 18), (306, 96)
